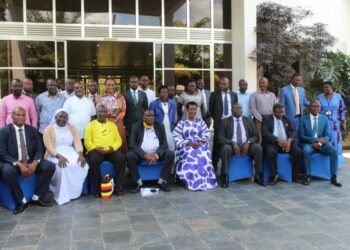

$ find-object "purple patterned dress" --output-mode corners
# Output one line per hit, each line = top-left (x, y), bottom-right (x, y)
(173, 117), (217, 191)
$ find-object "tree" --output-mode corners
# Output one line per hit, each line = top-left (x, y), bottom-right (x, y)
(250, 2), (335, 94)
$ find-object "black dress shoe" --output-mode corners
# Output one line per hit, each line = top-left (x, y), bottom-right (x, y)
(254, 174), (266, 186)
(13, 202), (28, 214)
(158, 182), (171, 192)
(302, 176), (312, 185)
(293, 175), (304, 184)
(131, 183), (141, 193)
(220, 174), (229, 188)
(269, 174), (279, 185)
(331, 176), (342, 187)
(30, 197), (53, 207)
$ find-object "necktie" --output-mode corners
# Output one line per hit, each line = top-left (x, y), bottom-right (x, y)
(18, 128), (28, 163)
(277, 120), (285, 140)
(224, 92), (228, 116)
(236, 119), (242, 147)
(293, 87), (300, 115)
(312, 116), (318, 137)
(133, 90), (138, 105)
(92, 95), (96, 106)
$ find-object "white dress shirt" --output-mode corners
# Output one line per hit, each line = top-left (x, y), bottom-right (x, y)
(13, 124), (28, 162)
(310, 114), (319, 138)
(238, 91), (252, 117)
(231, 117), (247, 144)
(221, 91), (232, 119)
(141, 128), (160, 154)
(199, 89), (208, 114)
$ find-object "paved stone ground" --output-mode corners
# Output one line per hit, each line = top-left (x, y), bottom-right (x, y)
(1, 157), (350, 250)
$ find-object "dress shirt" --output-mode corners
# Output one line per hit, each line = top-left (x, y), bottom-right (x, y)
(13, 124), (28, 162)
(0, 94), (38, 128)
(63, 95), (96, 138)
(84, 120), (122, 153)
(310, 114), (319, 138)
(238, 91), (252, 117)
(87, 93), (101, 105)
(250, 91), (277, 122)
(141, 128), (160, 154)
(139, 87), (155, 106)
(199, 89), (208, 113)
(35, 91), (66, 134)
(231, 117), (247, 144)
(221, 91), (232, 119)
(61, 90), (75, 100)
(273, 116), (287, 140)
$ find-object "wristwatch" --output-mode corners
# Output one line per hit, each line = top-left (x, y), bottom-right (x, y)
(247, 140), (251, 144)
(318, 142), (322, 147)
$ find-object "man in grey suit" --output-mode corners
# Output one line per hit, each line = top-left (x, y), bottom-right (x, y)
(197, 78), (211, 128)
(123, 75), (148, 142)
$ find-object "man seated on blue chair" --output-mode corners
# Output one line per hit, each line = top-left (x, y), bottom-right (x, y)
(84, 104), (126, 198)
(262, 103), (303, 185)
(127, 109), (174, 193)
(299, 100), (341, 187)
(0, 107), (55, 214)
(219, 103), (265, 187)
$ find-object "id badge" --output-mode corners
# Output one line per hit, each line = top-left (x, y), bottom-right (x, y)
(326, 110), (332, 117)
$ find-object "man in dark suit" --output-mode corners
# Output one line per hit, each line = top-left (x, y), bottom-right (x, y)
(123, 75), (148, 142)
(0, 107), (55, 214)
(262, 103), (303, 185)
(197, 78), (211, 128)
(127, 109), (175, 193)
(209, 77), (238, 170)
(299, 100), (341, 187)
(219, 103), (265, 187)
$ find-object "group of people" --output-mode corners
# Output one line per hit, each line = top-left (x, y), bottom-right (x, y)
(0, 73), (347, 215)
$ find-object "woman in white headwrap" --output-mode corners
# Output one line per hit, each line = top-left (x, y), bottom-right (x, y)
(43, 109), (89, 205)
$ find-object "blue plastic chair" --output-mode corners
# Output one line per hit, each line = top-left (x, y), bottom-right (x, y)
(227, 156), (254, 182)
(137, 160), (163, 181)
(310, 153), (331, 180)
(82, 161), (117, 194)
(0, 174), (38, 211)
(264, 153), (292, 183)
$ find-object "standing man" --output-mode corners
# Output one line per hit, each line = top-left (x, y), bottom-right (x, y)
(22, 78), (37, 100)
(123, 75), (148, 141)
(174, 85), (185, 103)
(86, 80), (101, 106)
(0, 79), (37, 128)
(237, 79), (252, 118)
(299, 100), (341, 187)
(209, 77), (238, 170)
(262, 103), (303, 185)
(139, 75), (156, 106)
(168, 85), (176, 100)
(57, 79), (65, 92)
(250, 77), (277, 143)
(219, 103), (265, 187)
(61, 78), (75, 99)
(63, 82), (96, 151)
(0, 107), (55, 214)
(280, 73), (310, 130)
(35, 79), (66, 138)
(197, 78), (211, 128)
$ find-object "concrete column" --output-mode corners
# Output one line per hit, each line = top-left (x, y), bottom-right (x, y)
(232, 0), (257, 92)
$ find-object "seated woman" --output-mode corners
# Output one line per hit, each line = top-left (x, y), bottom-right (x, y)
(43, 109), (89, 205)
(173, 102), (217, 191)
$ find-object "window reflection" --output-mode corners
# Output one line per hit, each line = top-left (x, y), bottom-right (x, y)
(112, 0), (136, 25)
(84, 0), (109, 25)
(0, 41), (9, 67)
(0, 70), (11, 98)
(0, 0), (23, 22)
(164, 70), (210, 88)
(164, 44), (210, 69)
(214, 44), (232, 68)
(189, 0), (210, 28)
(56, 0), (81, 24)
(57, 42), (65, 68)
(155, 43), (162, 68)
(165, 0), (187, 27)
(139, 0), (161, 26)
(24, 70), (55, 94)
(27, 0), (53, 23)
(214, 0), (231, 29)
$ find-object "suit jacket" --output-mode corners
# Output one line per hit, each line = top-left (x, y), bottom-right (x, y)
(123, 89), (148, 132)
(280, 84), (310, 122)
(261, 114), (297, 146)
(149, 98), (176, 131)
(218, 116), (258, 145)
(0, 124), (43, 164)
(299, 114), (330, 145)
(129, 121), (168, 158)
(209, 90), (238, 128)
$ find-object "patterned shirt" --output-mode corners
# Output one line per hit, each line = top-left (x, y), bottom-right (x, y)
(35, 91), (66, 133)
(250, 91), (277, 122)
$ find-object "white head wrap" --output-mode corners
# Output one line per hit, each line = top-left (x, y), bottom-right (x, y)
(50, 108), (69, 125)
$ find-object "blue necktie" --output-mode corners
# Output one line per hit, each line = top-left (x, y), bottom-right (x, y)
(224, 92), (228, 116)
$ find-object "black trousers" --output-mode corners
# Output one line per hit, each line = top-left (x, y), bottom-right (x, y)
(126, 150), (174, 182)
(87, 150), (126, 192)
(264, 143), (302, 177)
(220, 143), (263, 175)
(0, 160), (55, 204)
(212, 129), (221, 170)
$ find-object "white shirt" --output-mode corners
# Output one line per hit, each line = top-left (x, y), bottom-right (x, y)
(273, 116), (287, 140)
(63, 95), (96, 138)
(61, 90), (75, 100)
(139, 87), (156, 106)
(221, 91), (232, 119)
(231, 117), (247, 144)
(310, 114), (319, 138)
(238, 91), (252, 117)
(199, 89), (208, 113)
(141, 128), (159, 154)
(13, 124), (28, 162)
